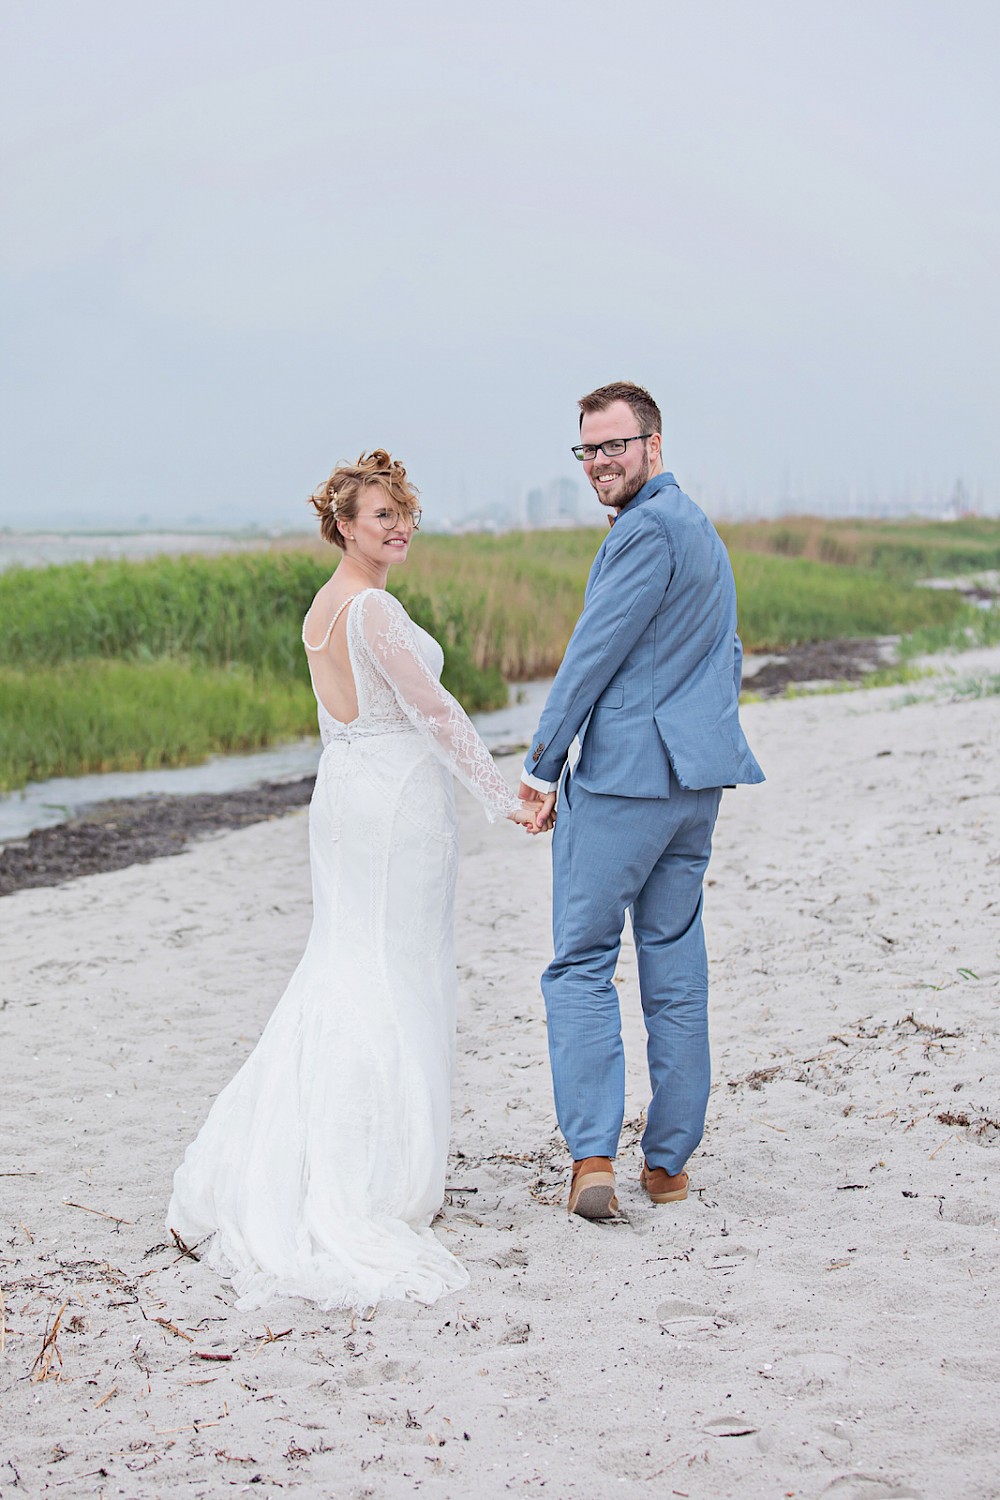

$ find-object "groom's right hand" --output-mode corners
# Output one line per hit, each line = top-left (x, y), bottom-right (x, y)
(518, 782), (556, 833)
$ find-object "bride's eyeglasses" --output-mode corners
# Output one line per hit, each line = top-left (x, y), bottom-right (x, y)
(365, 506), (422, 531)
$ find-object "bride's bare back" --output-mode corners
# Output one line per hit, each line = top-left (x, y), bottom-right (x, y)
(302, 581), (360, 724)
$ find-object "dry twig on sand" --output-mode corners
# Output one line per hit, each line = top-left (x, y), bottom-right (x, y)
(153, 1316), (194, 1342)
(30, 1299), (68, 1383)
(169, 1228), (202, 1261)
(63, 1200), (132, 1227)
(255, 1326), (294, 1354)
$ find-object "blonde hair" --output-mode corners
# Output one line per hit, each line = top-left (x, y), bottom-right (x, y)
(308, 449), (421, 550)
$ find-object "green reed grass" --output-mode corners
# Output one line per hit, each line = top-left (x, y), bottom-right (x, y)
(719, 515), (1000, 579)
(0, 659), (317, 792)
(895, 602), (1000, 661)
(728, 550), (962, 651)
(0, 552), (503, 705)
(0, 520), (987, 790)
(394, 529), (965, 669)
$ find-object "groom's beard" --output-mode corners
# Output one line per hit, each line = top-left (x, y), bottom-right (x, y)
(591, 449), (652, 511)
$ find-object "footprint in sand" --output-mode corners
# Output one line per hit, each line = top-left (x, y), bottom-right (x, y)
(703, 1415), (759, 1437)
(341, 1358), (423, 1389)
(774, 1348), (852, 1388)
(820, 1476), (923, 1500)
(656, 1299), (736, 1338)
(755, 1415), (853, 1463)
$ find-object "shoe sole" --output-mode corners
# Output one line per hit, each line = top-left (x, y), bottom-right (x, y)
(569, 1178), (620, 1220)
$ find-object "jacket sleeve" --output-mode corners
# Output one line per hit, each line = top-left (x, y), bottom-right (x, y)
(354, 590), (519, 823)
(522, 507), (674, 787)
(733, 631), (744, 696)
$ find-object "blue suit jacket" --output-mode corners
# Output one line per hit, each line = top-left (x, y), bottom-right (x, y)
(524, 473), (764, 797)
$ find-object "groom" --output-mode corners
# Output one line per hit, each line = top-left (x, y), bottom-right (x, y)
(518, 381), (764, 1219)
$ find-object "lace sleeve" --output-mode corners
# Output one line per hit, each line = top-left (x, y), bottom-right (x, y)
(353, 590), (519, 823)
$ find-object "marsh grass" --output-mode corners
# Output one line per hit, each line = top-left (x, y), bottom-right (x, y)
(0, 555), (505, 790)
(1, 517), (995, 790)
(728, 550), (962, 650)
(950, 672), (1000, 699)
(342, 529), (605, 680)
(0, 660), (317, 791)
(895, 603), (1000, 661)
(371, 527), (967, 670)
(778, 663), (932, 700)
(719, 515), (1000, 579)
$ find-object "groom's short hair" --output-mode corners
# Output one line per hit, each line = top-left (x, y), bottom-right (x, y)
(578, 381), (662, 437)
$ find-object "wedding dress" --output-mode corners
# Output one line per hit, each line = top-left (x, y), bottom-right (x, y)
(167, 588), (518, 1311)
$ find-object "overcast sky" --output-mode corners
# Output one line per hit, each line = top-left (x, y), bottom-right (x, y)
(2, 0), (998, 529)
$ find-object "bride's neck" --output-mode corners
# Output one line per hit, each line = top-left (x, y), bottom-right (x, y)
(335, 555), (390, 591)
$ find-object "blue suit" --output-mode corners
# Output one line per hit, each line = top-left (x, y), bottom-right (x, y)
(524, 472), (763, 1173)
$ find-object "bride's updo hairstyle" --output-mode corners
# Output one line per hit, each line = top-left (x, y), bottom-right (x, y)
(308, 449), (421, 550)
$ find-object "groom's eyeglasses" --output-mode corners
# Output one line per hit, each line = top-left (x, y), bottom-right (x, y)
(571, 435), (652, 462)
(365, 506), (422, 531)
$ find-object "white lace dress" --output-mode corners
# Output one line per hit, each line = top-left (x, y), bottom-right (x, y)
(166, 588), (518, 1311)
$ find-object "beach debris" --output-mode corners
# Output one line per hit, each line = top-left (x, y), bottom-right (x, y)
(529, 1178), (564, 1204)
(897, 1013), (962, 1039)
(30, 1299), (68, 1382)
(255, 1325), (293, 1353)
(63, 1199), (132, 1226)
(727, 1064), (781, 1091)
(169, 1228), (201, 1261)
(936, 1108), (1000, 1139)
(153, 1316), (194, 1342)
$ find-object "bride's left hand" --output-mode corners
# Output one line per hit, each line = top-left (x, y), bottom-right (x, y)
(508, 801), (551, 834)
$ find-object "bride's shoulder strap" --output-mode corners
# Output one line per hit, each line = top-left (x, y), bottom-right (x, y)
(302, 591), (361, 652)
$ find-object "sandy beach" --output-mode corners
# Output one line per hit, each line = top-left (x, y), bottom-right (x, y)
(2, 662), (999, 1500)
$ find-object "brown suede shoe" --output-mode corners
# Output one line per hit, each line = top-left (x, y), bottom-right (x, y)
(640, 1162), (689, 1203)
(567, 1156), (619, 1219)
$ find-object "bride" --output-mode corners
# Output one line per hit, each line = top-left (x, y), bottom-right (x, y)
(167, 450), (539, 1311)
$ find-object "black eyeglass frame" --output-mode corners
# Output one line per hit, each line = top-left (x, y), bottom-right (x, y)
(365, 506), (423, 531)
(570, 434), (653, 462)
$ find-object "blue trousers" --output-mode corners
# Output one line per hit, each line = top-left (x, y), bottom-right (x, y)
(542, 772), (722, 1176)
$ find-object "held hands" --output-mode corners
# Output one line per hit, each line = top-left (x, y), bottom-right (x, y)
(515, 782), (558, 834)
(508, 801), (546, 834)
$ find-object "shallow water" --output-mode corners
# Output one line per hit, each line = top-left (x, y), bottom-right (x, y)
(0, 530), (277, 572)
(0, 681), (554, 842)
